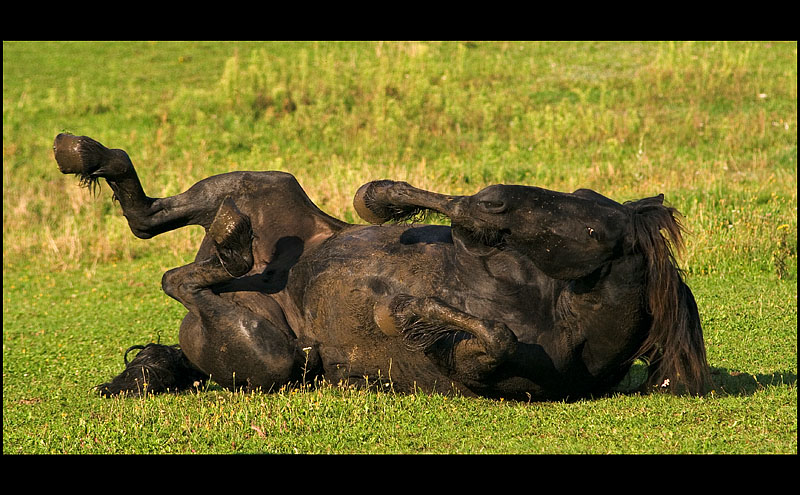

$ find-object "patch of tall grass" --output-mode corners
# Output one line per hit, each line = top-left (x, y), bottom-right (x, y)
(3, 41), (795, 277)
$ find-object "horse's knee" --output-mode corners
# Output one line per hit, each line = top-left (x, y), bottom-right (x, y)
(208, 197), (254, 277)
(161, 268), (178, 297)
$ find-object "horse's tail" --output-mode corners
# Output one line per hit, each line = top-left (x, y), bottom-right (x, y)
(627, 195), (711, 396)
(96, 343), (209, 397)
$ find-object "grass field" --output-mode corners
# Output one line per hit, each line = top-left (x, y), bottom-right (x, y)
(3, 40), (796, 454)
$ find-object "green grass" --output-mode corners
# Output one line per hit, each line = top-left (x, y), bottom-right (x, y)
(3, 40), (796, 454)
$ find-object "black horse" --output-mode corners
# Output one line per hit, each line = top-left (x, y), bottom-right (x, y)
(54, 133), (710, 401)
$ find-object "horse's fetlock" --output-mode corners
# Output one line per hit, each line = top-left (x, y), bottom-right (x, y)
(389, 294), (418, 319)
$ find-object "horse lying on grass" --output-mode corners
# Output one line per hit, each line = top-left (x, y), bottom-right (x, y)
(53, 133), (710, 401)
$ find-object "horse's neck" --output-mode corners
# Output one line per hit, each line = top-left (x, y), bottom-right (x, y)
(449, 229), (533, 284)
(560, 253), (650, 374)
(449, 235), (651, 378)
(449, 241), (559, 337)
(452, 243), (541, 294)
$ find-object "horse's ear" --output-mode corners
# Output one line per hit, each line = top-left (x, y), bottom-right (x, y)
(572, 188), (623, 208)
(626, 193), (666, 213)
(637, 193), (664, 207)
(626, 193), (685, 256)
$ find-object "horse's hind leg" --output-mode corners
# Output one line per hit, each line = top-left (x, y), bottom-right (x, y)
(161, 199), (310, 391)
(96, 198), (309, 395)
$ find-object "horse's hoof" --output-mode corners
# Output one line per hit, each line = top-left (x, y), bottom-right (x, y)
(373, 297), (401, 337)
(96, 343), (208, 397)
(209, 198), (254, 277)
(354, 181), (389, 224)
(354, 180), (420, 224)
(53, 133), (106, 175)
(53, 133), (132, 182)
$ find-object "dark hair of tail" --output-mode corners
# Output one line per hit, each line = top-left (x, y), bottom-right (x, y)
(96, 343), (209, 397)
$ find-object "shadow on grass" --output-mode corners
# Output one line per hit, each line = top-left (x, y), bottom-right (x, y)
(91, 358), (795, 400)
(710, 367), (797, 396)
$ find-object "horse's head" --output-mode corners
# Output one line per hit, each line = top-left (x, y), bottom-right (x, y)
(355, 180), (645, 280)
(451, 184), (645, 279)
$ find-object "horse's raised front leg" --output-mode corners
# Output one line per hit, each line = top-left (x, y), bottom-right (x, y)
(54, 133), (222, 239)
(373, 295), (518, 382)
(354, 179), (484, 226)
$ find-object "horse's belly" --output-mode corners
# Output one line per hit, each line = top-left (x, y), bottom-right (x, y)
(288, 225), (461, 388)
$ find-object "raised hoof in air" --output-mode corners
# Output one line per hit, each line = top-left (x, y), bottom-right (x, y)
(208, 197), (254, 278)
(53, 133), (132, 185)
(353, 180), (421, 225)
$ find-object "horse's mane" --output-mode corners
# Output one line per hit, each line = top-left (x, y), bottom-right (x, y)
(626, 195), (710, 395)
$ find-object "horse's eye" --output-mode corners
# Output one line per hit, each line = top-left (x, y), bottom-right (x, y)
(477, 200), (507, 214)
(587, 227), (598, 239)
